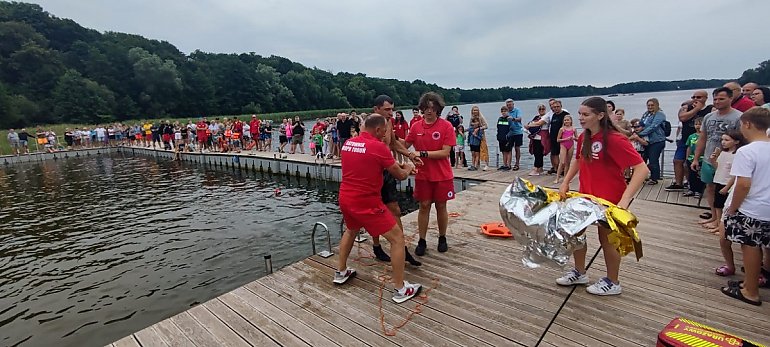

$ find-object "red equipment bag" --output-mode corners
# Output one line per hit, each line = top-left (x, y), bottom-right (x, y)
(657, 318), (765, 347)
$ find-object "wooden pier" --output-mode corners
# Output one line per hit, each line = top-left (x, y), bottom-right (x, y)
(105, 149), (769, 346)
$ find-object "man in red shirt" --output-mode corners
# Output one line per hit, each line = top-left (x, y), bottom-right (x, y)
(312, 118), (327, 134)
(409, 108), (423, 128)
(336, 114), (422, 303)
(232, 118), (244, 149)
(196, 117), (208, 152)
(725, 81), (755, 112)
(249, 115), (260, 150)
(405, 92), (456, 256)
(370, 95), (423, 266)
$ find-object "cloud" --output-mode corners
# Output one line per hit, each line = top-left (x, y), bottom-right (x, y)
(27, 0), (770, 88)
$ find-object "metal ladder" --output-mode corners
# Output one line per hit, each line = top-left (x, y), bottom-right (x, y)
(311, 222), (333, 258)
(338, 219), (368, 243)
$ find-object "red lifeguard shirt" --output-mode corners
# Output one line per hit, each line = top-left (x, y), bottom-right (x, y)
(392, 119), (409, 139)
(196, 121), (207, 134)
(233, 120), (243, 134)
(406, 118), (456, 182)
(732, 96), (755, 112)
(410, 115), (423, 128)
(340, 132), (396, 201)
(576, 130), (643, 204)
(249, 119), (260, 135)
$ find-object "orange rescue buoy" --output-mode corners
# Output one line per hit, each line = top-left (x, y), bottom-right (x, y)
(481, 223), (513, 238)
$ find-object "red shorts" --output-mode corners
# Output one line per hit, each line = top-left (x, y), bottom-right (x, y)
(145, 134), (152, 140)
(197, 132), (207, 142)
(162, 134), (172, 142)
(339, 197), (396, 237)
(413, 179), (455, 202)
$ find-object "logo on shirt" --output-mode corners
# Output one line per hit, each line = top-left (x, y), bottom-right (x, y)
(591, 141), (603, 160)
(432, 131), (441, 140)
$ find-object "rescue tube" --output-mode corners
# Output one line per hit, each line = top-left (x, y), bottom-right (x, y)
(481, 223), (513, 238)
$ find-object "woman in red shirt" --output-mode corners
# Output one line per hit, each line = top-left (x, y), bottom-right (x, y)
(393, 110), (409, 140)
(555, 97), (649, 296)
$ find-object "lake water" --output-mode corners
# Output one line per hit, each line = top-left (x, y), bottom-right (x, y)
(0, 152), (418, 347)
(397, 89), (703, 173)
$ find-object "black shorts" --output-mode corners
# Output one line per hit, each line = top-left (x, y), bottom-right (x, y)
(725, 211), (770, 247)
(469, 144), (481, 152)
(510, 134), (523, 147)
(381, 171), (398, 204)
(498, 139), (513, 152)
(279, 135), (288, 144)
(714, 183), (728, 209)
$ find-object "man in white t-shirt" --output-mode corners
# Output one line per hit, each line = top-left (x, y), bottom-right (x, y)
(722, 107), (770, 306)
(95, 126), (106, 145)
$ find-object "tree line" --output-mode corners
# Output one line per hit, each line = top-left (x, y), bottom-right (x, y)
(0, 1), (767, 128)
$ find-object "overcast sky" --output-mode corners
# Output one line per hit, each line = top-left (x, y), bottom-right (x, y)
(25, 0), (769, 89)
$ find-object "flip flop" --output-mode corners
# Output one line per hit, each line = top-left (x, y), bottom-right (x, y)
(720, 286), (761, 306)
(715, 265), (735, 276)
(699, 212), (713, 219)
(512, 165), (520, 171)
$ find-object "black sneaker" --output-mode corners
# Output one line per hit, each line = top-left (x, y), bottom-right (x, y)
(405, 247), (422, 266)
(373, 245), (391, 262)
(437, 236), (448, 253)
(415, 239), (427, 256)
(664, 183), (684, 191)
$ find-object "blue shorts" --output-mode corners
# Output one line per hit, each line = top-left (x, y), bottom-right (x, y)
(700, 161), (716, 184)
(674, 142), (687, 161)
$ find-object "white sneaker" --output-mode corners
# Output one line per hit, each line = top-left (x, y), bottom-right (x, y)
(482, 165), (489, 171)
(556, 269), (589, 286)
(333, 268), (356, 285)
(586, 277), (622, 296)
(392, 281), (422, 304)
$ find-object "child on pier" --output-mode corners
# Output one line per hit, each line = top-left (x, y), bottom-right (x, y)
(556, 97), (649, 296)
(554, 115), (576, 184)
(720, 107), (770, 306)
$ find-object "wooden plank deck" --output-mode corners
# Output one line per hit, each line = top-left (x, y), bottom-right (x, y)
(108, 180), (770, 347)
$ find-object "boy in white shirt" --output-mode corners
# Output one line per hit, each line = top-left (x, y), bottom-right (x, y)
(721, 107), (770, 306)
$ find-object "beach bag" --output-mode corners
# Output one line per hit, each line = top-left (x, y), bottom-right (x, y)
(656, 317), (764, 347)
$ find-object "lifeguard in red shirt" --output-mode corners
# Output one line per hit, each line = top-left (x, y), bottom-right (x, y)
(196, 117), (208, 150)
(555, 96), (649, 296)
(249, 115), (260, 148)
(335, 114), (422, 304)
(405, 92), (456, 257)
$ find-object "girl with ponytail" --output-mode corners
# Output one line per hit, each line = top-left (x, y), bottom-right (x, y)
(554, 96), (649, 296)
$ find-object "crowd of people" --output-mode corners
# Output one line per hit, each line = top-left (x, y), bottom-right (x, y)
(6, 83), (770, 305)
(335, 84), (770, 305)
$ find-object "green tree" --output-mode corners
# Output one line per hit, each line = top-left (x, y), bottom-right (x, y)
(128, 47), (181, 115)
(51, 69), (115, 123)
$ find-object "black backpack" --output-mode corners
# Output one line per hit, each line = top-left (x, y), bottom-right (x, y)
(661, 120), (672, 137)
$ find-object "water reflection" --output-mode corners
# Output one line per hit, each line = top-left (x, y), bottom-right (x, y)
(0, 152), (360, 347)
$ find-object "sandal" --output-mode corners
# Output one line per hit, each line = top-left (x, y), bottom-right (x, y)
(715, 265), (735, 276)
(699, 212), (713, 219)
(720, 286), (761, 306)
(512, 165), (520, 171)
